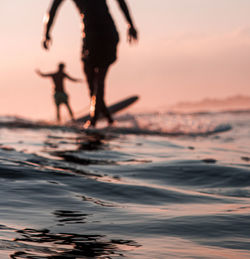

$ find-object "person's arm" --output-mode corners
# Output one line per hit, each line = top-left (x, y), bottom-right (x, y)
(116, 0), (138, 43)
(35, 69), (52, 77)
(42, 0), (64, 50)
(64, 73), (83, 83)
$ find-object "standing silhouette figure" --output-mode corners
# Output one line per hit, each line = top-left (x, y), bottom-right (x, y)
(42, 0), (138, 127)
(36, 63), (82, 122)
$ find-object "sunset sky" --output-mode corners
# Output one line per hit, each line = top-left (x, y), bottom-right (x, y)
(1, 0), (250, 120)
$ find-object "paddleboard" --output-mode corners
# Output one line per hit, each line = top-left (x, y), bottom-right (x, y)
(74, 95), (139, 123)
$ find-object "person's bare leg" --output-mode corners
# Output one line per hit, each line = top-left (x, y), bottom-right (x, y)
(84, 63), (96, 97)
(83, 63), (113, 127)
(83, 63), (97, 128)
(95, 66), (114, 125)
(66, 102), (74, 120)
(56, 104), (60, 123)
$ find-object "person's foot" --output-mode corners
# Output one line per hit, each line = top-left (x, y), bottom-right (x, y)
(108, 118), (115, 127)
(107, 116), (114, 124)
(83, 120), (91, 129)
(108, 120), (116, 128)
(83, 119), (96, 129)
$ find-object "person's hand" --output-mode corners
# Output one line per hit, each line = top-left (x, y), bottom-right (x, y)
(35, 69), (41, 75)
(127, 26), (138, 43)
(42, 35), (52, 50)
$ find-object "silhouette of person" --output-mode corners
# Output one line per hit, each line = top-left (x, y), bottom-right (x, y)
(36, 63), (82, 123)
(42, 0), (138, 127)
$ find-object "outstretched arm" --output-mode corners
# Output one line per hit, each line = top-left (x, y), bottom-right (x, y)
(42, 0), (64, 50)
(116, 0), (138, 43)
(35, 69), (52, 77)
(65, 73), (83, 83)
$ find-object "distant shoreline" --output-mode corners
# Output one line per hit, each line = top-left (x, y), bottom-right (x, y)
(169, 94), (250, 113)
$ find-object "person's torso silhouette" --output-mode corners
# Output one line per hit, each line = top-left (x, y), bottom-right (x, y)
(72, 0), (119, 66)
(51, 70), (68, 93)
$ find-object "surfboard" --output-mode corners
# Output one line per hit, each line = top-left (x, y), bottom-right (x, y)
(74, 95), (139, 123)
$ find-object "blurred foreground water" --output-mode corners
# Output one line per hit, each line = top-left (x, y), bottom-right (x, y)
(0, 110), (250, 258)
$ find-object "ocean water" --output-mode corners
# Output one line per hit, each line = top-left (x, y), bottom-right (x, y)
(0, 110), (250, 258)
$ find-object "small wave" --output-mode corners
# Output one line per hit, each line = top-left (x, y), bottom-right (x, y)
(0, 115), (232, 137)
(112, 113), (233, 136)
(97, 123), (232, 136)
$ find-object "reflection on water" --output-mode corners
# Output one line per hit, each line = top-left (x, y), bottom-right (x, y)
(77, 132), (109, 151)
(52, 150), (115, 166)
(54, 210), (88, 226)
(8, 208), (140, 258)
(45, 132), (109, 153)
(11, 229), (138, 258)
(49, 132), (116, 165)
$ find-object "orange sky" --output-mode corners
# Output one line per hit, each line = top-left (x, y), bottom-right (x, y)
(1, 0), (250, 120)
